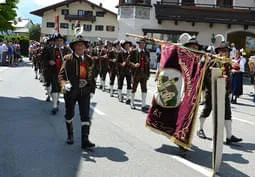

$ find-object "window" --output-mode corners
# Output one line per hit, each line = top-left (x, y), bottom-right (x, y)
(84, 11), (93, 17)
(60, 23), (69, 29)
(72, 23), (81, 30)
(77, 10), (83, 16)
(95, 25), (104, 31)
(106, 25), (115, 32)
(182, 0), (194, 6)
(61, 9), (69, 15)
(217, 0), (233, 8)
(96, 11), (105, 17)
(84, 24), (92, 31)
(46, 22), (54, 28)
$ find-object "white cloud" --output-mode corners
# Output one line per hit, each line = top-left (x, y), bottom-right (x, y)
(32, 0), (118, 12)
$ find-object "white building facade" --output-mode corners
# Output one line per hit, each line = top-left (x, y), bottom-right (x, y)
(117, 0), (255, 56)
(31, 0), (118, 42)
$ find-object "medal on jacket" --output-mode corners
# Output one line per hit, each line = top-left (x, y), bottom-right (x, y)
(55, 49), (62, 69)
(79, 60), (88, 88)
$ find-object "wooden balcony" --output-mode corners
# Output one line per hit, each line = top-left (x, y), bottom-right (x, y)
(154, 2), (255, 26)
(64, 15), (96, 22)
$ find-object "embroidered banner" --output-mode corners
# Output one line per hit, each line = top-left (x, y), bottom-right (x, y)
(146, 43), (207, 149)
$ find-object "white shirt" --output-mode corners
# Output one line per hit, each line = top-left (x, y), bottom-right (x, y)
(239, 56), (246, 72)
(2, 43), (8, 52)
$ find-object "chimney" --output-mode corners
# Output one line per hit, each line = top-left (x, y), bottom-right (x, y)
(99, 2), (102, 7)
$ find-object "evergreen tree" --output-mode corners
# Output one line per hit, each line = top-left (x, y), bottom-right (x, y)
(29, 24), (41, 41)
(0, 0), (19, 31)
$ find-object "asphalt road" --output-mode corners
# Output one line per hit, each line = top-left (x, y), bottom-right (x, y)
(0, 59), (254, 177)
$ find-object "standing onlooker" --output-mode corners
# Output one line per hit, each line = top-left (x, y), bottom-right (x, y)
(231, 50), (244, 104)
(229, 42), (236, 58)
(1, 41), (9, 66)
(7, 41), (14, 66)
(248, 56), (255, 100)
(0, 40), (3, 65)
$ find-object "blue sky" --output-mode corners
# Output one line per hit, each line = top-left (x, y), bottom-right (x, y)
(17, 0), (118, 24)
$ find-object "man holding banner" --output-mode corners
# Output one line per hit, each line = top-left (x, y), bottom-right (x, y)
(197, 41), (242, 145)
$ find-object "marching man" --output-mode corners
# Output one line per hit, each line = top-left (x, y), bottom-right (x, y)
(44, 33), (70, 115)
(129, 39), (150, 112)
(58, 35), (96, 149)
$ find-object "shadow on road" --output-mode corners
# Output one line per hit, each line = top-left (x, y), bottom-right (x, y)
(0, 96), (92, 177)
(228, 142), (255, 153)
(82, 146), (129, 163)
(155, 144), (250, 177)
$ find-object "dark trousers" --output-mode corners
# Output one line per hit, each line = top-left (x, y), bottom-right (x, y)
(200, 88), (231, 120)
(109, 71), (118, 85)
(118, 72), (131, 90)
(132, 73), (147, 93)
(50, 72), (61, 93)
(64, 89), (91, 123)
(100, 69), (108, 81)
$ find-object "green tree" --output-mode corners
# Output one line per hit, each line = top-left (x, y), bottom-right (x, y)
(0, 0), (19, 31)
(29, 24), (41, 41)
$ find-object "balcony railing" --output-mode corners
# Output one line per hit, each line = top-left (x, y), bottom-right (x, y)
(159, 1), (255, 11)
(64, 15), (96, 22)
(117, 0), (152, 7)
(154, 2), (255, 26)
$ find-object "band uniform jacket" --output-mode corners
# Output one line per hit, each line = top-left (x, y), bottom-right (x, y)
(58, 53), (96, 95)
(44, 46), (70, 74)
(108, 49), (119, 74)
(128, 49), (150, 79)
(117, 49), (132, 74)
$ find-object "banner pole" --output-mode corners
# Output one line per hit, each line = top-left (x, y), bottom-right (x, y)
(211, 68), (225, 175)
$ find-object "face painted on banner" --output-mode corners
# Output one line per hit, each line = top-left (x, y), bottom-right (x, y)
(155, 69), (185, 108)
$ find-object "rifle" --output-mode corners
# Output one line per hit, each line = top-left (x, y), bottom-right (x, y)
(125, 33), (233, 64)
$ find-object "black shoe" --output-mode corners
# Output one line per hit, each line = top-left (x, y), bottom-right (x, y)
(141, 106), (148, 113)
(226, 135), (242, 145)
(126, 99), (130, 104)
(119, 96), (123, 102)
(46, 96), (50, 102)
(130, 104), (136, 109)
(51, 108), (58, 115)
(35, 76), (38, 79)
(66, 137), (74, 145)
(197, 129), (207, 139)
(82, 140), (95, 149)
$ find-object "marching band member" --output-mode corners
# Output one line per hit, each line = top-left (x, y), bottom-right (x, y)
(59, 35), (96, 149)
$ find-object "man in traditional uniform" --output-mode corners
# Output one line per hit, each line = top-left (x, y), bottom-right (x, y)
(98, 40), (111, 91)
(108, 40), (121, 97)
(128, 39), (150, 112)
(42, 35), (55, 102)
(197, 41), (242, 145)
(92, 39), (103, 87)
(117, 40), (132, 103)
(58, 35), (96, 149)
(44, 33), (70, 115)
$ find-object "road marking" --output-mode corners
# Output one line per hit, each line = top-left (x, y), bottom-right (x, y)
(90, 105), (105, 116)
(232, 117), (255, 126)
(171, 155), (218, 177)
(87, 104), (221, 177)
